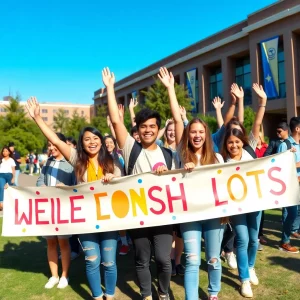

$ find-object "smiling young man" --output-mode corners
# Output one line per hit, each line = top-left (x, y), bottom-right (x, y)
(102, 67), (174, 300)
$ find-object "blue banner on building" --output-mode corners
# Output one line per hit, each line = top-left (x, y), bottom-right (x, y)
(260, 36), (279, 98)
(186, 68), (197, 113)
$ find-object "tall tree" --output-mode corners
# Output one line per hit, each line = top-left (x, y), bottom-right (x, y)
(142, 78), (192, 123)
(65, 109), (88, 139)
(53, 108), (69, 133)
(90, 105), (109, 135)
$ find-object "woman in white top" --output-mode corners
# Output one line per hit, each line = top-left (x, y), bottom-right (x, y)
(0, 146), (16, 210)
(158, 67), (225, 300)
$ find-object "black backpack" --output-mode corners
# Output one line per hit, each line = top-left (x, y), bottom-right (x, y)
(126, 141), (173, 175)
(263, 139), (292, 157)
(243, 145), (257, 159)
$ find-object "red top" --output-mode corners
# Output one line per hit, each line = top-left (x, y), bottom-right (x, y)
(255, 143), (268, 158)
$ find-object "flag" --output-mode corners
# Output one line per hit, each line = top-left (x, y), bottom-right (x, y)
(186, 69), (197, 113)
(131, 90), (138, 100)
(260, 36), (279, 98)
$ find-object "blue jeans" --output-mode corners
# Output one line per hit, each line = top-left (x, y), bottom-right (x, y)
(14, 170), (20, 186)
(0, 173), (13, 202)
(231, 211), (262, 282)
(181, 218), (224, 298)
(80, 231), (118, 299)
(282, 205), (299, 243)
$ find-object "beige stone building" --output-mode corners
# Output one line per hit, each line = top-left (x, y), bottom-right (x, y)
(0, 100), (94, 127)
(93, 0), (300, 139)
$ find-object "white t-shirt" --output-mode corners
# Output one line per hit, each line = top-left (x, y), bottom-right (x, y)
(121, 134), (175, 175)
(0, 157), (16, 173)
(226, 148), (254, 163)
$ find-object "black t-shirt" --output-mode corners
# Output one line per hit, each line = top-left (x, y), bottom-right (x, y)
(13, 151), (21, 170)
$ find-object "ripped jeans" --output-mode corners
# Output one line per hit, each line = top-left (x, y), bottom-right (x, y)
(181, 218), (224, 299)
(80, 231), (118, 299)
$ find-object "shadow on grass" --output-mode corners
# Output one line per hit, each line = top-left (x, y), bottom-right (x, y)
(267, 256), (300, 274)
(0, 237), (93, 299)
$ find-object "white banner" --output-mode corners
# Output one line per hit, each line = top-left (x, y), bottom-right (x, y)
(2, 152), (299, 237)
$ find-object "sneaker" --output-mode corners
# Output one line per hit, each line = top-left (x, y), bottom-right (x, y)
(291, 232), (300, 239)
(249, 268), (259, 285)
(171, 259), (176, 276)
(241, 281), (253, 298)
(279, 243), (299, 253)
(71, 251), (80, 260)
(157, 292), (170, 300)
(225, 252), (237, 269)
(176, 264), (185, 276)
(259, 236), (267, 244)
(208, 296), (218, 300)
(44, 276), (59, 289)
(257, 242), (263, 251)
(119, 244), (130, 255)
(57, 276), (69, 289)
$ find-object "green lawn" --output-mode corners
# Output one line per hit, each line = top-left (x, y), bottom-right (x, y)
(0, 210), (299, 299)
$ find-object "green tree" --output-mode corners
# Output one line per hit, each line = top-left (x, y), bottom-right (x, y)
(243, 106), (255, 134)
(198, 114), (218, 133)
(90, 105), (109, 135)
(142, 78), (192, 123)
(65, 110), (88, 139)
(53, 108), (69, 133)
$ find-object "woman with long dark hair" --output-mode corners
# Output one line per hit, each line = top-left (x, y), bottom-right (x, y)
(26, 97), (120, 300)
(0, 146), (16, 211)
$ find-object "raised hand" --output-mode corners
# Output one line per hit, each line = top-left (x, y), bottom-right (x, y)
(212, 97), (224, 110)
(252, 83), (267, 104)
(231, 83), (244, 99)
(158, 67), (174, 88)
(26, 96), (40, 119)
(102, 67), (115, 88)
(107, 115), (112, 127)
(118, 104), (125, 121)
(129, 98), (138, 110)
(179, 105), (187, 119)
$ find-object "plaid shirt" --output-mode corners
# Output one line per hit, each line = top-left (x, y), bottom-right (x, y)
(36, 156), (76, 187)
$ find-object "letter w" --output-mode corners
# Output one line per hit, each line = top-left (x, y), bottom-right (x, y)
(15, 199), (32, 225)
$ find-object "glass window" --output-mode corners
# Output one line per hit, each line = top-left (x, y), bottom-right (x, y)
(278, 44), (286, 98)
(81, 110), (84, 116)
(64, 110), (69, 114)
(185, 69), (199, 113)
(42, 117), (48, 121)
(41, 109), (48, 113)
(53, 109), (57, 114)
(235, 56), (252, 105)
(209, 67), (223, 111)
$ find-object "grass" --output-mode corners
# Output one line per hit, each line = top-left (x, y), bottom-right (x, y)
(0, 209), (299, 300)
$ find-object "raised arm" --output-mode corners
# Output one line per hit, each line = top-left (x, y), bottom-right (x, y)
(128, 98), (138, 127)
(231, 83), (244, 124)
(158, 67), (183, 145)
(102, 68), (128, 149)
(179, 105), (188, 125)
(212, 97), (224, 128)
(157, 118), (172, 140)
(26, 97), (71, 161)
(223, 84), (238, 125)
(107, 115), (116, 139)
(252, 84), (267, 140)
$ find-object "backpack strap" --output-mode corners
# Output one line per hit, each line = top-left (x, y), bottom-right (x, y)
(160, 147), (173, 170)
(283, 139), (292, 150)
(243, 145), (257, 159)
(127, 141), (143, 175)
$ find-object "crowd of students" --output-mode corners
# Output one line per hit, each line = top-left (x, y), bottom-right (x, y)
(1, 66), (299, 299)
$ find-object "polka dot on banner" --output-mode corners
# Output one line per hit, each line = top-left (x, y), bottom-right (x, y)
(36, 191), (40, 195)
(90, 187), (94, 191)
(217, 170), (222, 174)
(222, 209), (227, 214)
(172, 177), (176, 182)
(271, 158), (275, 163)
(95, 225), (100, 229)
(22, 228), (26, 233)
(236, 167), (240, 171)
(73, 188), (78, 192)
(138, 179), (142, 184)
(275, 200), (279, 205)
(140, 221), (144, 226)
(55, 227), (59, 232)
(238, 208), (242, 212)
(172, 216), (176, 220)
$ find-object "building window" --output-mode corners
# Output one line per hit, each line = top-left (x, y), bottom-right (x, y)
(53, 109), (57, 114)
(64, 110), (69, 114)
(42, 117), (48, 121)
(42, 109), (48, 113)
(235, 57), (251, 105)
(0, 108), (7, 112)
(81, 110), (84, 116)
(185, 69), (199, 113)
(209, 67), (223, 111)
(278, 44), (286, 98)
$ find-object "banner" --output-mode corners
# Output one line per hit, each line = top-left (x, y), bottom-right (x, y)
(2, 152), (299, 237)
(260, 36), (279, 98)
(186, 69), (197, 113)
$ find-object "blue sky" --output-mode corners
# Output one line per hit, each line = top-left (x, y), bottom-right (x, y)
(0, 0), (277, 104)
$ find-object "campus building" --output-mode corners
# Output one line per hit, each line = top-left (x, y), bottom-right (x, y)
(0, 99), (94, 127)
(93, 0), (300, 138)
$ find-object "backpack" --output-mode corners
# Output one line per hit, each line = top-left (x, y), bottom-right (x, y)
(126, 141), (173, 175)
(263, 139), (292, 157)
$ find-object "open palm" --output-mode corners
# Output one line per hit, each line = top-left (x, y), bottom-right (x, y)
(26, 96), (40, 118)
(158, 67), (174, 88)
(102, 67), (115, 87)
